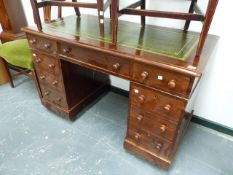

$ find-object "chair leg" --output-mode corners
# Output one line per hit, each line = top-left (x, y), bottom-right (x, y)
(97, 0), (105, 37)
(2, 59), (14, 88)
(72, 0), (81, 17)
(30, 0), (42, 31)
(111, 0), (119, 45)
(184, 0), (197, 31)
(195, 0), (218, 58)
(141, 0), (146, 26)
(58, 6), (62, 18)
(43, 6), (52, 22)
(32, 70), (43, 99)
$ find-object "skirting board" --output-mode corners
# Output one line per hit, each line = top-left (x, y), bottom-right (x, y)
(110, 86), (233, 137)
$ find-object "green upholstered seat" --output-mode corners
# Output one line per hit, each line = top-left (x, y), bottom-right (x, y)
(0, 39), (33, 70)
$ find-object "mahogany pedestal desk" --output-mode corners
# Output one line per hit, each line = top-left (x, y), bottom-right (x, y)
(22, 15), (218, 170)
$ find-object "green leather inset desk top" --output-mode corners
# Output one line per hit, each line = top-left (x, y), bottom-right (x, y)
(44, 15), (199, 61)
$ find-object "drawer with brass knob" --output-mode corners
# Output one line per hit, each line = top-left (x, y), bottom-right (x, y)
(126, 127), (172, 158)
(129, 106), (178, 141)
(40, 85), (68, 108)
(28, 35), (57, 54)
(60, 42), (130, 78)
(133, 62), (193, 97)
(130, 82), (187, 123)
(37, 71), (63, 92)
(32, 51), (61, 75)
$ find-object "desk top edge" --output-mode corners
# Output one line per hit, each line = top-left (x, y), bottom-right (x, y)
(22, 15), (219, 77)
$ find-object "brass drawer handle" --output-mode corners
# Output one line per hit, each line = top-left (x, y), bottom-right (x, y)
(155, 143), (163, 151)
(160, 124), (166, 133)
(136, 114), (144, 121)
(164, 104), (171, 111)
(29, 39), (37, 45)
(48, 64), (55, 69)
(52, 80), (58, 86)
(44, 43), (51, 49)
(56, 97), (62, 102)
(35, 58), (41, 63)
(141, 71), (148, 80)
(138, 95), (145, 103)
(113, 63), (121, 71)
(44, 91), (50, 96)
(39, 75), (46, 80)
(134, 133), (141, 141)
(63, 47), (72, 54)
(168, 80), (176, 89)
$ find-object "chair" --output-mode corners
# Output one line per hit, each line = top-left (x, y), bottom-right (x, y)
(0, 5), (59, 88)
(110, 0), (218, 58)
(30, 0), (111, 36)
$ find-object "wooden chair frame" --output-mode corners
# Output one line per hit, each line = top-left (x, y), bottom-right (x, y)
(1, 58), (34, 88)
(110, 0), (218, 58)
(0, 4), (59, 89)
(30, 0), (111, 36)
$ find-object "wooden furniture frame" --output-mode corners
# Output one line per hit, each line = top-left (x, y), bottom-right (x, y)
(0, 2), (59, 88)
(0, 0), (28, 87)
(110, 0), (218, 58)
(23, 0), (219, 170)
(0, 0), (27, 42)
(30, 0), (111, 36)
(0, 59), (33, 88)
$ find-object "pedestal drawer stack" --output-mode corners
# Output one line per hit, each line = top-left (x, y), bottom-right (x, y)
(125, 62), (194, 169)
(29, 36), (68, 109)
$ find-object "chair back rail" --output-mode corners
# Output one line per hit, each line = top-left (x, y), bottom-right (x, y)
(30, 0), (111, 36)
(110, 0), (219, 58)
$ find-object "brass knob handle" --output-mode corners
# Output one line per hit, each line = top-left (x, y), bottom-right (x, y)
(63, 47), (71, 54)
(138, 95), (145, 103)
(48, 64), (55, 69)
(155, 143), (163, 151)
(44, 43), (51, 49)
(137, 114), (144, 121)
(160, 124), (166, 133)
(113, 63), (121, 71)
(39, 75), (46, 80)
(168, 80), (176, 89)
(141, 71), (148, 80)
(164, 104), (171, 111)
(134, 133), (141, 140)
(29, 39), (37, 45)
(56, 97), (61, 102)
(52, 80), (58, 86)
(44, 91), (50, 96)
(35, 58), (41, 63)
